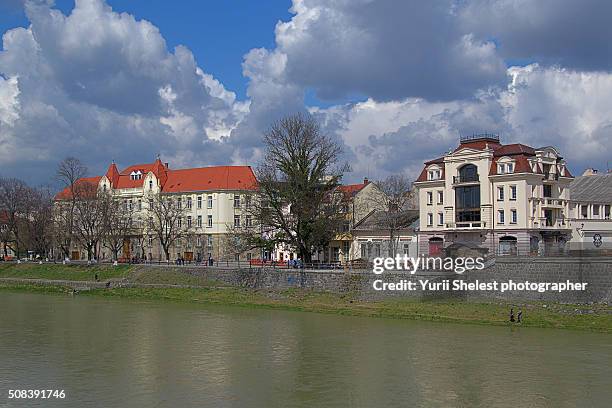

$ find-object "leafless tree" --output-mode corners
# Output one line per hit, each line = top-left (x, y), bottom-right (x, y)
(0, 177), (34, 258)
(55, 157), (87, 258)
(101, 194), (137, 261)
(236, 113), (347, 263)
(147, 192), (187, 262)
(72, 181), (106, 261)
(26, 187), (55, 258)
(369, 174), (416, 257)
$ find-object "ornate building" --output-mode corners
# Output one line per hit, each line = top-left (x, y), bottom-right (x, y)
(414, 134), (574, 256)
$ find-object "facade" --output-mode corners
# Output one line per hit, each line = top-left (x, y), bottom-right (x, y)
(414, 134), (574, 257)
(320, 179), (385, 263)
(55, 159), (258, 262)
(351, 209), (419, 262)
(568, 171), (612, 253)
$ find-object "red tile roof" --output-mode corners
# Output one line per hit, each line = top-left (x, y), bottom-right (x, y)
(55, 163), (257, 199)
(493, 143), (536, 156)
(162, 166), (257, 193)
(337, 183), (367, 197)
(55, 176), (102, 200)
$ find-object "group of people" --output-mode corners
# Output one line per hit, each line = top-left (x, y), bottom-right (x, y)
(509, 308), (523, 323)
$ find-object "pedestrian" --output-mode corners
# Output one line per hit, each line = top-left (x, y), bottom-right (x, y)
(509, 308), (515, 323)
(517, 310), (523, 324)
(94, 273), (99, 282)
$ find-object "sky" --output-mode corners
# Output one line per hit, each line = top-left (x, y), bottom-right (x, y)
(1, 0), (611, 188)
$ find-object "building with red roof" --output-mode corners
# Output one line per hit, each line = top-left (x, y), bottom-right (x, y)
(55, 159), (258, 263)
(414, 134), (574, 256)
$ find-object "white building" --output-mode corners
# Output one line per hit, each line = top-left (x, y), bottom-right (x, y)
(55, 159), (259, 262)
(414, 134), (574, 256)
(568, 171), (612, 253)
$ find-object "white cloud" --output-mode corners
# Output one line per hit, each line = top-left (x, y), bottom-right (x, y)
(0, 0), (247, 183)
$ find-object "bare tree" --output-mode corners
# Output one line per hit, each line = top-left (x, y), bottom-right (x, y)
(101, 194), (137, 261)
(0, 177), (34, 259)
(26, 187), (55, 259)
(236, 113), (347, 263)
(369, 174), (416, 257)
(147, 193), (187, 262)
(72, 181), (106, 261)
(55, 157), (87, 258)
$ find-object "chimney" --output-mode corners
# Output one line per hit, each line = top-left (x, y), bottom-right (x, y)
(363, 177), (369, 185)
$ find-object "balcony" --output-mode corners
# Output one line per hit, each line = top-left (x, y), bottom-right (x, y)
(535, 217), (569, 229)
(541, 198), (566, 208)
(453, 175), (479, 184)
(445, 221), (486, 229)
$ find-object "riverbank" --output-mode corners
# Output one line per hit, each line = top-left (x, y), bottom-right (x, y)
(1, 263), (611, 332)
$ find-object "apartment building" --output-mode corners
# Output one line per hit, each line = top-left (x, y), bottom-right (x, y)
(414, 134), (574, 257)
(55, 159), (258, 262)
(568, 170), (612, 253)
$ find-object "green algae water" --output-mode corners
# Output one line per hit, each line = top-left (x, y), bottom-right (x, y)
(1, 292), (611, 407)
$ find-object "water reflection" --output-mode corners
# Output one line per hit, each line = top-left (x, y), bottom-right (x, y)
(0, 292), (610, 407)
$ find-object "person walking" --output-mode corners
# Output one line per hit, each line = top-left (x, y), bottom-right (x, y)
(510, 308), (515, 323)
(517, 310), (523, 324)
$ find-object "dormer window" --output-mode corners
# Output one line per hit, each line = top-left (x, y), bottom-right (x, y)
(497, 162), (514, 174)
(427, 168), (441, 180)
(130, 170), (143, 180)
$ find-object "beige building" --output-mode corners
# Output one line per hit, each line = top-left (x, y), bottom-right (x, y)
(568, 170), (612, 253)
(414, 134), (574, 256)
(56, 159), (258, 262)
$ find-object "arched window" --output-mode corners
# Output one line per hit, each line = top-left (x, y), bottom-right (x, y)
(458, 164), (478, 183)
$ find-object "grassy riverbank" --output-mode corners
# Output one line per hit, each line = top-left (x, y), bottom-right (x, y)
(1, 264), (611, 332)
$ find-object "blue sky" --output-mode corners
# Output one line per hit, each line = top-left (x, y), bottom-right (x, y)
(0, 0), (292, 100)
(0, 0), (611, 185)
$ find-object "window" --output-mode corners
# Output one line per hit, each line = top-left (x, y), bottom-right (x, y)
(197, 195), (202, 209)
(510, 185), (517, 200)
(234, 215), (241, 227)
(427, 213), (433, 226)
(498, 164), (505, 174)
(186, 197), (192, 209)
(149, 180), (153, 190)
(593, 205), (600, 216)
(605, 205), (611, 219)
(196, 236), (202, 247)
(437, 212), (444, 226)
(427, 170), (438, 180)
(148, 237), (153, 247)
(148, 217), (153, 228)
(581, 205), (588, 218)
(207, 235), (213, 248)
(245, 195), (252, 208)
(178, 218), (182, 228)
(437, 191), (443, 205)
(511, 209), (517, 224)
(207, 195), (213, 209)
(177, 198), (182, 209)
(246, 215), (252, 227)
(197, 215), (202, 228)
(234, 195), (241, 208)
(427, 191), (433, 205)
(187, 216), (192, 228)
(497, 186), (504, 201)
(137, 199), (142, 211)
(498, 210), (505, 224)
(149, 198), (153, 209)
(543, 184), (552, 198)
(207, 215), (213, 228)
(507, 163), (514, 173)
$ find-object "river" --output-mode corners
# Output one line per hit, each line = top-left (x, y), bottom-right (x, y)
(0, 292), (611, 407)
